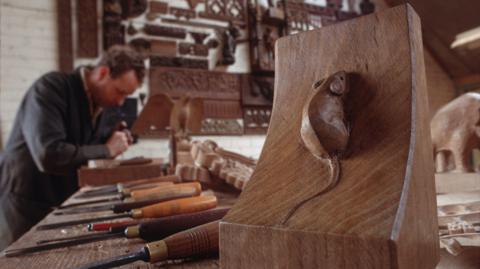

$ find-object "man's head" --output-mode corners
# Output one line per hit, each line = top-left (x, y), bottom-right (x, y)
(88, 45), (145, 107)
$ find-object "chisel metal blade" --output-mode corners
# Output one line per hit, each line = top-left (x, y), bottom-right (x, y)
(37, 227), (125, 245)
(54, 204), (114, 215)
(3, 233), (123, 257)
(57, 197), (119, 210)
(36, 213), (131, 230)
(74, 249), (149, 269)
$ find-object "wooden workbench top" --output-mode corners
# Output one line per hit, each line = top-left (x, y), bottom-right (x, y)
(1, 183), (477, 268)
(0, 184), (238, 269)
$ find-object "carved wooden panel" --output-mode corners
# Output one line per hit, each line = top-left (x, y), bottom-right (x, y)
(199, 0), (247, 23)
(203, 100), (242, 119)
(200, 119), (244, 135)
(77, 0), (98, 58)
(243, 106), (271, 134)
(144, 24), (187, 38)
(150, 56), (209, 69)
(149, 67), (241, 100)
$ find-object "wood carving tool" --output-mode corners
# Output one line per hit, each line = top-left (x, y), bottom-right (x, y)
(36, 195), (217, 230)
(4, 209), (227, 258)
(39, 208), (229, 245)
(88, 220), (139, 231)
(74, 220), (220, 269)
(54, 183), (202, 215)
(73, 175), (180, 199)
(62, 182), (200, 209)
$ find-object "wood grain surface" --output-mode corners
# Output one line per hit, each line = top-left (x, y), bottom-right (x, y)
(220, 4), (438, 269)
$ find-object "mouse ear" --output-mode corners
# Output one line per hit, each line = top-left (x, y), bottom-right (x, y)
(312, 79), (325, 89)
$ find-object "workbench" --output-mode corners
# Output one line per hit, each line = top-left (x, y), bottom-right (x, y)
(0, 182), (238, 269)
(1, 184), (477, 268)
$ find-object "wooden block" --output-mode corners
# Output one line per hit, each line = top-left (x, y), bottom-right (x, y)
(149, 1), (168, 14)
(436, 173), (480, 193)
(144, 24), (186, 39)
(220, 5), (439, 269)
(77, 158), (164, 186)
(150, 56), (208, 69)
(150, 40), (177, 56)
(76, 0), (98, 58)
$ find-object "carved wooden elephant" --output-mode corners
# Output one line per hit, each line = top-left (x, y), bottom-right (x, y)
(431, 92), (480, 173)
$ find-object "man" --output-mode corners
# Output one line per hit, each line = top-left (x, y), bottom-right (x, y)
(0, 45), (145, 249)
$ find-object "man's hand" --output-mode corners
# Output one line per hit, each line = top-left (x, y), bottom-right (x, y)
(114, 121), (134, 145)
(106, 131), (129, 158)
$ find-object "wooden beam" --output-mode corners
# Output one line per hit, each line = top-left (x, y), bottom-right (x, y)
(76, 0), (98, 58)
(57, 0), (73, 72)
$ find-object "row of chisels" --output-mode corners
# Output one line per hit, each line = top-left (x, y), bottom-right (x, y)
(3, 175), (228, 268)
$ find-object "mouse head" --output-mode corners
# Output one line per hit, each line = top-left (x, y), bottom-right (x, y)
(313, 71), (349, 97)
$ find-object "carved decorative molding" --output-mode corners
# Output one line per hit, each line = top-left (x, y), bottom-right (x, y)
(149, 67), (241, 100)
(144, 24), (187, 38)
(150, 56), (209, 69)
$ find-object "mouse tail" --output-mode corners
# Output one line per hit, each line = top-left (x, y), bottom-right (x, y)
(279, 157), (341, 226)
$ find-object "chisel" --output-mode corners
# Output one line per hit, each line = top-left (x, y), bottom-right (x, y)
(38, 208), (229, 245)
(54, 183), (202, 215)
(88, 220), (139, 232)
(74, 220), (220, 269)
(4, 209), (228, 257)
(74, 175), (181, 199)
(36, 195), (218, 230)
(61, 182), (200, 209)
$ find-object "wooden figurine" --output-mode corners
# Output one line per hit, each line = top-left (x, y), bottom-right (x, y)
(220, 5), (439, 269)
(431, 93), (480, 173)
(220, 22), (241, 65)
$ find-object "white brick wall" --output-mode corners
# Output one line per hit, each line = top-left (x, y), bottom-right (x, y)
(0, 0), (58, 148)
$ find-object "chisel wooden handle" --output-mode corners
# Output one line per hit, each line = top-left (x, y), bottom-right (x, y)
(146, 220), (219, 262)
(129, 182), (201, 200)
(125, 208), (229, 240)
(121, 182), (173, 196)
(112, 190), (197, 213)
(120, 175), (181, 190)
(132, 196), (217, 219)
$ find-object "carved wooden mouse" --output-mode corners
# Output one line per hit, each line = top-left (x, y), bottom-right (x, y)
(281, 71), (351, 225)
